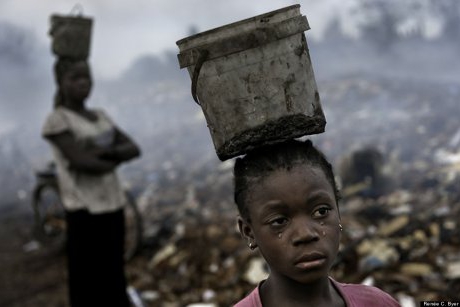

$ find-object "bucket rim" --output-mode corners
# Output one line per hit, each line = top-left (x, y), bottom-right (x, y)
(50, 14), (93, 23)
(176, 4), (300, 47)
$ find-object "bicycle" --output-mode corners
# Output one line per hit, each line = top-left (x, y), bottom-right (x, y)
(31, 162), (143, 261)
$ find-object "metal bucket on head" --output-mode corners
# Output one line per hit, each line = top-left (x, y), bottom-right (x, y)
(176, 5), (326, 161)
(49, 11), (93, 59)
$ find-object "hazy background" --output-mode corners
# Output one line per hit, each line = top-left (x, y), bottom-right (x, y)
(2, 1), (460, 305)
(1, 0), (459, 205)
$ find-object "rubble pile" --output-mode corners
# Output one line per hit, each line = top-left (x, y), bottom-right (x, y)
(125, 157), (460, 305)
(335, 185), (460, 302)
(126, 158), (258, 306)
(1, 73), (456, 305)
(118, 75), (459, 306)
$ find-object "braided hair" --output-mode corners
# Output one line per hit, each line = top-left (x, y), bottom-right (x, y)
(233, 139), (341, 221)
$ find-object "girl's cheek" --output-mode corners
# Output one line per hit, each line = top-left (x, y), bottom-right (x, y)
(318, 221), (325, 236)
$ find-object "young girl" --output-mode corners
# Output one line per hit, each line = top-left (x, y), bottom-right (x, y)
(42, 58), (141, 307)
(233, 140), (400, 307)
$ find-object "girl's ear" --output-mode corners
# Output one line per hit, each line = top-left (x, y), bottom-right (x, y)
(237, 216), (255, 242)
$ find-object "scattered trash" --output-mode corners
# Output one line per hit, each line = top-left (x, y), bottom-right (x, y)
(397, 293), (417, 307)
(140, 290), (160, 302)
(445, 261), (460, 279)
(6, 73), (459, 305)
(148, 244), (177, 269)
(243, 258), (269, 285)
(123, 76), (460, 304)
(127, 286), (146, 307)
(22, 240), (41, 253)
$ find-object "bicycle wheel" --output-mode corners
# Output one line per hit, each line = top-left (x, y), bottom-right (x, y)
(123, 190), (143, 261)
(32, 181), (142, 260)
(32, 182), (66, 245)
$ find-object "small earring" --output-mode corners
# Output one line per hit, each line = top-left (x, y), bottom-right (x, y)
(339, 223), (343, 232)
(248, 242), (255, 250)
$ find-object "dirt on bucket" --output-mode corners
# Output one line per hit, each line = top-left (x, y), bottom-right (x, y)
(177, 5), (325, 160)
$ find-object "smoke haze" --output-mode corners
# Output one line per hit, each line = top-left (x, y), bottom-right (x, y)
(1, 0), (460, 205)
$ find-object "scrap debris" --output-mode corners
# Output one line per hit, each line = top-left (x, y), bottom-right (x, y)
(118, 75), (460, 306)
(2, 74), (458, 306)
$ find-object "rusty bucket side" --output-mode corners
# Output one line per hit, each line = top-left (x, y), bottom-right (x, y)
(177, 5), (326, 161)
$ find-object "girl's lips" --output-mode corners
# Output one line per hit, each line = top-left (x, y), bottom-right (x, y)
(294, 257), (326, 270)
(294, 252), (327, 270)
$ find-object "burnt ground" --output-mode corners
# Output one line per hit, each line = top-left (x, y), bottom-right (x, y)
(1, 75), (460, 306)
(0, 202), (68, 307)
(0, 199), (152, 307)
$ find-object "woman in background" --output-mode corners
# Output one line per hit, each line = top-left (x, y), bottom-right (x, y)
(42, 58), (140, 307)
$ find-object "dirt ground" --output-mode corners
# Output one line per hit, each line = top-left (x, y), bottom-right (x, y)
(0, 199), (69, 307)
(0, 198), (155, 307)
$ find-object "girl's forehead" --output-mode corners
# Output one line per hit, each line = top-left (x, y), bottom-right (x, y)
(244, 165), (337, 219)
(258, 164), (326, 184)
(248, 165), (332, 198)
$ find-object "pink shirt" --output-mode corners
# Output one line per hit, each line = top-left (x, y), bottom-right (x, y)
(233, 278), (400, 307)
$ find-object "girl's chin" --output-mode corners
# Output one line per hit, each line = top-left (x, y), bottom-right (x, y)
(287, 269), (329, 284)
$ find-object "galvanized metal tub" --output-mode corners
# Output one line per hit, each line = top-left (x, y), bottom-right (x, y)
(177, 5), (326, 161)
(49, 14), (93, 59)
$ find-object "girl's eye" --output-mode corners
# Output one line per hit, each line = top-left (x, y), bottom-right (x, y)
(269, 217), (288, 227)
(313, 206), (331, 218)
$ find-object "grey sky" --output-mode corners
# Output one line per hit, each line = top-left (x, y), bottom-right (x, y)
(0, 0), (354, 78)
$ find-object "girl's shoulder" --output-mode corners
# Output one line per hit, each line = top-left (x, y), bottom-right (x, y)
(42, 107), (72, 136)
(59, 107), (112, 123)
(331, 279), (400, 307)
(233, 286), (262, 307)
(47, 106), (82, 122)
(46, 106), (68, 118)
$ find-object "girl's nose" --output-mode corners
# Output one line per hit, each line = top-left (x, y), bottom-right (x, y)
(291, 218), (319, 246)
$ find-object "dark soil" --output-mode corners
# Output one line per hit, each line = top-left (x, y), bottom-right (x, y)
(0, 201), (68, 307)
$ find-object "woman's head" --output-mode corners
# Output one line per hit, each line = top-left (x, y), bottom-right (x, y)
(53, 58), (92, 108)
(234, 139), (342, 284)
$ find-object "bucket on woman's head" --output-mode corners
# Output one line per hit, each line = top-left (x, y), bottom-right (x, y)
(49, 13), (93, 59)
(176, 5), (326, 161)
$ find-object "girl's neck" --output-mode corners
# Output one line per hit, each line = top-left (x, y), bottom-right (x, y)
(63, 100), (86, 112)
(260, 275), (343, 307)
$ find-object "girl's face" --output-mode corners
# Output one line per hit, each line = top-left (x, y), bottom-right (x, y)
(61, 61), (92, 105)
(239, 164), (341, 285)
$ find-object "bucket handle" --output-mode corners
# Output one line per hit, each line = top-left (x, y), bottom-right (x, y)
(191, 49), (209, 105)
(70, 3), (84, 16)
(49, 4), (86, 36)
